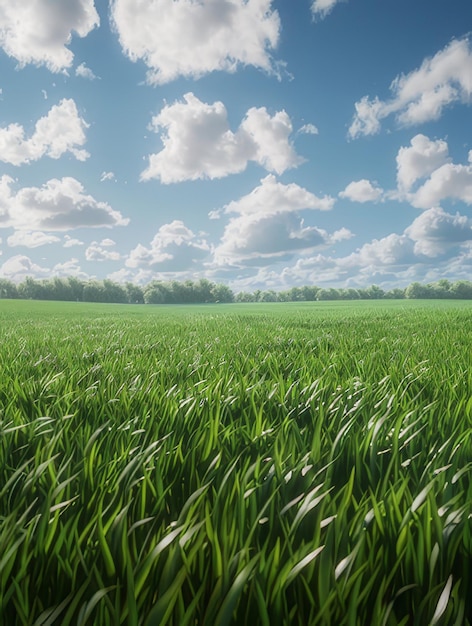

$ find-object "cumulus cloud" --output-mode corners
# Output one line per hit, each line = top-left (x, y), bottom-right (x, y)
(126, 220), (211, 271)
(394, 134), (472, 209)
(340, 234), (416, 268)
(349, 37), (472, 138)
(0, 0), (99, 72)
(311, 0), (345, 21)
(110, 0), (281, 85)
(339, 179), (383, 202)
(405, 207), (472, 256)
(223, 174), (334, 215)
(0, 99), (89, 166)
(7, 231), (61, 248)
(411, 162), (472, 209)
(141, 93), (302, 183)
(63, 235), (84, 248)
(86, 241), (121, 262)
(0, 175), (129, 231)
(342, 208), (472, 265)
(52, 258), (88, 278)
(0, 255), (49, 281)
(75, 62), (99, 80)
(215, 213), (350, 265)
(213, 175), (340, 265)
(396, 134), (450, 192)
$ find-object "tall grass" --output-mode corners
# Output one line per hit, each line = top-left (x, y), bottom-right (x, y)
(0, 300), (471, 624)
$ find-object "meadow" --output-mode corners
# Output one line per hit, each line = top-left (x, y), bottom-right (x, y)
(0, 299), (471, 625)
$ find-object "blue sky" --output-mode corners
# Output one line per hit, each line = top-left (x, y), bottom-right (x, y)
(0, 0), (471, 291)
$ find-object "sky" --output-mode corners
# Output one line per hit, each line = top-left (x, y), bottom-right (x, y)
(0, 0), (472, 292)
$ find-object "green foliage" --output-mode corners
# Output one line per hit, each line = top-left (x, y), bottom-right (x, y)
(4, 276), (472, 304)
(0, 299), (471, 624)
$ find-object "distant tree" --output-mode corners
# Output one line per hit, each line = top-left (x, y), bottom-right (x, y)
(211, 283), (234, 303)
(235, 291), (256, 303)
(83, 281), (105, 302)
(194, 278), (213, 303)
(259, 290), (277, 302)
(18, 277), (46, 300)
(125, 282), (144, 304)
(450, 280), (472, 299)
(405, 282), (433, 299)
(68, 277), (84, 301)
(317, 288), (339, 301)
(345, 288), (361, 300)
(143, 282), (166, 304)
(384, 288), (405, 299)
(0, 278), (18, 299)
(429, 279), (452, 298)
(365, 284), (385, 299)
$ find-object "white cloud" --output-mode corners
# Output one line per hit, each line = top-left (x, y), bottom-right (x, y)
(0, 175), (129, 231)
(394, 135), (472, 209)
(339, 179), (383, 202)
(99, 238), (116, 247)
(311, 0), (345, 21)
(0, 99), (89, 166)
(405, 207), (472, 256)
(110, 0), (281, 85)
(298, 123), (319, 135)
(0, 0), (99, 72)
(126, 220), (211, 271)
(0, 255), (49, 281)
(75, 62), (99, 80)
(349, 37), (472, 138)
(7, 231), (61, 248)
(213, 175), (339, 265)
(411, 162), (472, 209)
(85, 242), (121, 262)
(141, 93), (302, 183)
(223, 174), (334, 215)
(396, 134), (450, 192)
(341, 234), (416, 268)
(63, 236), (84, 248)
(215, 214), (351, 266)
(100, 171), (116, 182)
(52, 258), (88, 278)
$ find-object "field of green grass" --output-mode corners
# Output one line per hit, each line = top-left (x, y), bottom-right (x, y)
(0, 299), (471, 625)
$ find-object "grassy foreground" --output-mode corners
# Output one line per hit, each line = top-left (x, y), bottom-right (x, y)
(0, 299), (471, 625)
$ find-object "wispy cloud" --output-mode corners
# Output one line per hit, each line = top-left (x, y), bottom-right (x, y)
(349, 37), (472, 138)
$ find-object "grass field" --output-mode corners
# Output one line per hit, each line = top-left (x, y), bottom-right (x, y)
(0, 299), (471, 625)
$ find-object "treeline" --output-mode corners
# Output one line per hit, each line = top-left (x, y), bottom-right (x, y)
(1, 276), (472, 304)
(0, 277), (234, 304)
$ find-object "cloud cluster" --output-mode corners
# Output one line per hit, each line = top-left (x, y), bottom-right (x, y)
(126, 220), (211, 271)
(214, 175), (340, 265)
(7, 231), (60, 248)
(86, 239), (121, 262)
(110, 0), (281, 85)
(0, 99), (89, 166)
(349, 37), (472, 138)
(0, 0), (99, 71)
(0, 176), (129, 231)
(0, 255), (50, 280)
(395, 134), (472, 209)
(141, 93), (302, 182)
(405, 207), (472, 256)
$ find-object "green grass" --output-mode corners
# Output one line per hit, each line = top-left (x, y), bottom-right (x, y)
(0, 299), (471, 625)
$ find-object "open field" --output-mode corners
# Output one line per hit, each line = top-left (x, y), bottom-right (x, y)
(0, 299), (471, 625)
